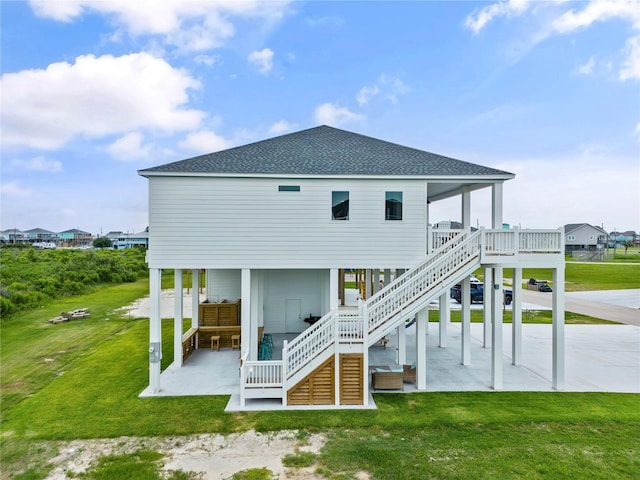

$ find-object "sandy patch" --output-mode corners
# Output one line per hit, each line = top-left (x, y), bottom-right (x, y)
(116, 288), (206, 319)
(45, 430), (328, 479)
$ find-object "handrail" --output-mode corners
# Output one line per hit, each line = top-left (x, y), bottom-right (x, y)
(367, 230), (481, 337)
(270, 228), (563, 402)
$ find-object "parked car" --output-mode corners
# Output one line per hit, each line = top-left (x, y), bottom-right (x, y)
(450, 283), (513, 305)
(527, 278), (552, 292)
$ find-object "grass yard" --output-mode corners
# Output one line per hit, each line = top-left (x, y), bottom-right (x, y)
(2, 313), (639, 479)
(1, 258), (639, 479)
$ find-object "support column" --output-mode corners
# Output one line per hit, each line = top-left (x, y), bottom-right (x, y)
(330, 268), (340, 311)
(483, 267), (492, 348)
(249, 270), (262, 361)
(373, 269), (380, 294)
(461, 188), (471, 227)
(365, 269), (372, 300)
(397, 322), (407, 365)
(461, 276), (471, 365)
(491, 267), (503, 389)
(491, 183), (504, 228)
(552, 266), (565, 390)
(384, 269), (391, 287)
(191, 269), (199, 330)
(438, 292), (449, 348)
(173, 269), (183, 368)
(241, 269), (251, 358)
(512, 267), (523, 365)
(416, 307), (428, 390)
(149, 268), (162, 393)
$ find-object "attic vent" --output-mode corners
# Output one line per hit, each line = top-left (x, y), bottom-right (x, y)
(279, 185), (300, 192)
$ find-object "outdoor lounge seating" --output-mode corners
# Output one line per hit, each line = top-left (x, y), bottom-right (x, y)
(403, 364), (416, 383)
(371, 367), (404, 390)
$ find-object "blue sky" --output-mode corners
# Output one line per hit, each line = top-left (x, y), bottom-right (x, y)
(1, 0), (639, 235)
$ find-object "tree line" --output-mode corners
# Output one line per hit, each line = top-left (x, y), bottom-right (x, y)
(0, 246), (148, 318)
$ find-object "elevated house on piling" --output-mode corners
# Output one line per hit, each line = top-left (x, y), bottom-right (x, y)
(138, 125), (565, 408)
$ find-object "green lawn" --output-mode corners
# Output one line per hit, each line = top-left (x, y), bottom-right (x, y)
(1, 261), (639, 479)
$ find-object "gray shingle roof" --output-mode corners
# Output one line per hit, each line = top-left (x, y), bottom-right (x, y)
(139, 125), (513, 177)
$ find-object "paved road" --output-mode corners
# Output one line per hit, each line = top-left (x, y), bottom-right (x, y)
(521, 289), (640, 327)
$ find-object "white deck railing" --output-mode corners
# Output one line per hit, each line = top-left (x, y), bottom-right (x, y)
(367, 229), (481, 339)
(240, 227), (563, 405)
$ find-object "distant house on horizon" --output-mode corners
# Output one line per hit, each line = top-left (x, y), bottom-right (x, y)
(58, 228), (93, 247)
(563, 223), (607, 253)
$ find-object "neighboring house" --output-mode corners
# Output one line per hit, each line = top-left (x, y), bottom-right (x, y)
(0, 229), (28, 244)
(138, 125), (565, 409)
(563, 224), (608, 253)
(58, 228), (93, 247)
(608, 230), (638, 248)
(110, 230), (149, 250)
(25, 228), (58, 245)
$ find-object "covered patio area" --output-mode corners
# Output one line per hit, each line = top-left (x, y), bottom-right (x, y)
(139, 322), (639, 407)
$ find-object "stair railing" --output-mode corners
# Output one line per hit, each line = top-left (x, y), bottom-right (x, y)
(367, 229), (481, 338)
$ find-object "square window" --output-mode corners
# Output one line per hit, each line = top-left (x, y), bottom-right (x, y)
(332, 191), (349, 220)
(385, 191), (402, 220)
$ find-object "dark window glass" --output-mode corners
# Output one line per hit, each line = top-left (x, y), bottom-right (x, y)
(332, 191), (349, 220)
(385, 191), (402, 220)
(278, 185), (300, 192)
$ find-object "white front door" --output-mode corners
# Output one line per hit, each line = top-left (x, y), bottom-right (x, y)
(285, 299), (302, 333)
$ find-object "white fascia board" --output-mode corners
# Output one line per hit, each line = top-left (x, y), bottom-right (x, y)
(138, 171), (515, 182)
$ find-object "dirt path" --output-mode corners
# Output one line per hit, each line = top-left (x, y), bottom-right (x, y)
(45, 430), (332, 479)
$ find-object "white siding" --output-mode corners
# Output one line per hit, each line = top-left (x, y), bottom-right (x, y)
(147, 176), (427, 269)
(263, 269), (328, 334)
(206, 269), (241, 303)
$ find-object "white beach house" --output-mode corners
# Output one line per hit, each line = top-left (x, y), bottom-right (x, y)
(138, 125), (565, 408)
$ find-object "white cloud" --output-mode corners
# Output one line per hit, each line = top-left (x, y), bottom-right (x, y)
(619, 35), (640, 81)
(28, 0), (292, 53)
(465, 0), (532, 33)
(576, 56), (596, 75)
(107, 132), (152, 161)
(1, 180), (33, 198)
(269, 120), (297, 134)
(248, 48), (274, 74)
(552, 0), (640, 33)
(193, 54), (221, 66)
(11, 156), (63, 173)
(313, 103), (364, 126)
(356, 85), (380, 106)
(356, 75), (411, 106)
(179, 130), (230, 154)
(1, 52), (204, 150)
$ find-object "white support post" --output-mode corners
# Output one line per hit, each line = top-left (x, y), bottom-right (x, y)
(282, 340), (288, 406)
(334, 313), (340, 406)
(552, 266), (565, 390)
(149, 268), (162, 393)
(491, 267), (504, 390)
(438, 292), (449, 348)
(191, 269), (199, 330)
(512, 267), (523, 365)
(416, 306), (428, 390)
(361, 299), (370, 405)
(249, 270), (260, 361)
(397, 322), (406, 365)
(365, 269), (372, 299)
(174, 269), (183, 368)
(483, 267), (492, 348)
(461, 188), (471, 228)
(241, 269), (251, 358)
(491, 183), (504, 228)
(373, 269), (380, 294)
(384, 269), (391, 287)
(330, 268), (339, 311)
(461, 276), (471, 365)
